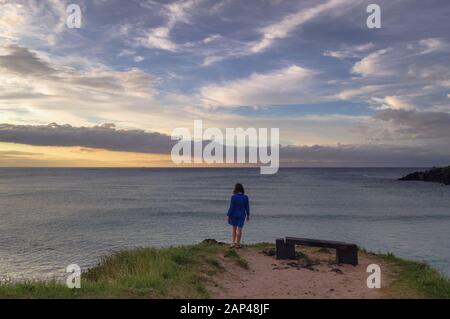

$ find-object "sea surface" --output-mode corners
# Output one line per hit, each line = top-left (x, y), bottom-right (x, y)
(0, 167), (449, 281)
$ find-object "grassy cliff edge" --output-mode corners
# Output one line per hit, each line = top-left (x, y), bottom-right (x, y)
(0, 242), (449, 299)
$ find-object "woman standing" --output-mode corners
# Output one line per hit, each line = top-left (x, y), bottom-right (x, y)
(227, 183), (250, 248)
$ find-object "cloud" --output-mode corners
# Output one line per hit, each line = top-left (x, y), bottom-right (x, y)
(200, 65), (316, 107)
(373, 109), (450, 140)
(0, 123), (174, 154)
(351, 48), (392, 77)
(201, 0), (358, 65)
(141, 27), (178, 52)
(139, 0), (201, 52)
(352, 39), (450, 79)
(1, 0), (450, 159)
(0, 0), (72, 46)
(203, 34), (221, 44)
(248, 0), (355, 54)
(323, 43), (375, 60)
(417, 38), (446, 54)
(370, 96), (414, 111)
(0, 1), (26, 40)
(2, 122), (450, 167)
(118, 49), (144, 63)
(280, 143), (450, 167)
(0, 44), (156, 107)
(0, 150), (43, 157)
(330, 85), (386, 101)
(0, 44), (56, 76)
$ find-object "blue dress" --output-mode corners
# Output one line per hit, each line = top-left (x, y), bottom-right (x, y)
(227, 193), (250, 228)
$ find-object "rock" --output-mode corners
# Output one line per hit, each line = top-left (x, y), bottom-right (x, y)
(261, 249), (276, 256)
(330, 268), (343, 274)
(202, 239), (218, 245)
(202, 239), (226, 245)
(287, 259), (319, 271)
(399, 166), (450, 185)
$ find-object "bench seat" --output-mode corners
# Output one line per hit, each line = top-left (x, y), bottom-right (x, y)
(276, 237), (358, 265)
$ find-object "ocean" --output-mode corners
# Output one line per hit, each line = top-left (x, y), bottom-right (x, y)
(0, 167), (449, 281)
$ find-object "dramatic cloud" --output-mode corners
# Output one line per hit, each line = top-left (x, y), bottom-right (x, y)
(2, 123), (450, 167)
(1, 0), (450, 166)
(0, 123), (173, 154)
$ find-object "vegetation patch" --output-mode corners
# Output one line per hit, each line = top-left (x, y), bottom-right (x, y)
(0, 243), (226, 299)
(371, 252), (450, 299)
(1, 242), (449, 299)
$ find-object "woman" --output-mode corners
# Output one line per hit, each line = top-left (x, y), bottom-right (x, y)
(227, 183), (250, 248)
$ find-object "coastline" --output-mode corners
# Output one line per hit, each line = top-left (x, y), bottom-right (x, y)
(0, 241), (449, 299)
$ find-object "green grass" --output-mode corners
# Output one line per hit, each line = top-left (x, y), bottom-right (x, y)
(246, 242), (274, 250)
(370, 252), (450, 299)
(0, 243), (226, 299)
(1, 242), (449, 299)
(223, 249), (249, 269)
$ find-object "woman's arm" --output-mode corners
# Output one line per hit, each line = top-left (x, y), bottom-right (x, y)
(245, 197), (250, 220)
(227, 196), (235, 217)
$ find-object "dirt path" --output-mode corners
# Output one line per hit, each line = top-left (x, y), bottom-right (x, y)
(207, 247), (391, 299)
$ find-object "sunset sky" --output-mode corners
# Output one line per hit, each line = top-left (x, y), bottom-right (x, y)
(0, 0), (449, 167)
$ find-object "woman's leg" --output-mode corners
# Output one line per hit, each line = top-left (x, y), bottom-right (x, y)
(236, 227), (242, 246)
(231, 226), (237, 245)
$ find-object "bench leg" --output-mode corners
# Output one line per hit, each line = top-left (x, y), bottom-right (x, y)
(336, 245), (358, 265)
(276, 238), (296, 259)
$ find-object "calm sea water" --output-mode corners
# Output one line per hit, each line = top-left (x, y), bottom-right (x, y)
(0, 167), (449, 281)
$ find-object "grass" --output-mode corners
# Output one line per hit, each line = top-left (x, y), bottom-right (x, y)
(0, 243), (227, 299)
(224, 249), (249, 269)
(372, 252), (450, 299)
(0, 242), (449, 299)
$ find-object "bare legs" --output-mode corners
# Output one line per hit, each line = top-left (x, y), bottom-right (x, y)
(231, 226), (237, 246)
(231, 226), (243, 247)
(236, 228), (242, 247)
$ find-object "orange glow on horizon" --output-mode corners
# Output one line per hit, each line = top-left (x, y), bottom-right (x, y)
(0, 142), (173, 167)
(0, 142), (253, 168)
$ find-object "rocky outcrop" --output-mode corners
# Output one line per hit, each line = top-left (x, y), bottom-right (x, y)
(202, 239), (227, 245)
(399, 166), (450, 185)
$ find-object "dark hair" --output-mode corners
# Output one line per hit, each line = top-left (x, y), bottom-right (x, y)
(233, 183), (245, 194)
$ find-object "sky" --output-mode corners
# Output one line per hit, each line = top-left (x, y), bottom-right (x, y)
(0, 0), (449, 167)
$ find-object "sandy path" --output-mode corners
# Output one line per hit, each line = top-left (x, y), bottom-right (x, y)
(207, 247), (389, 299)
